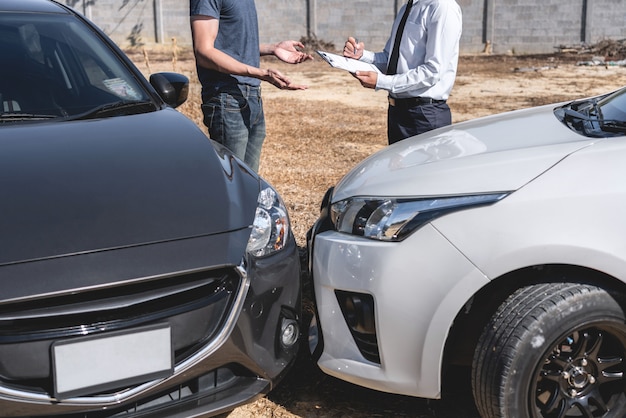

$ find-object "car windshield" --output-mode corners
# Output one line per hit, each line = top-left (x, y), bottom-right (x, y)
(555, 87), (626, 137)
(0, 12), (153, 122)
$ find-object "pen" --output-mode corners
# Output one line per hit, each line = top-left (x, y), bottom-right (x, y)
(354, 38), (359, 55)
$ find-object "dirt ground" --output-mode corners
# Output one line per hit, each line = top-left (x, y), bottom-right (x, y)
(128, 46), (626, 417)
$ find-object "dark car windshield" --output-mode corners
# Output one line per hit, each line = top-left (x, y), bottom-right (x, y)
(555, 87), (626, 137)
(0, 12), (153, 122)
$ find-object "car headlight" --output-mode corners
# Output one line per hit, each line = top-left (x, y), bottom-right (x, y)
(246, 186), (290, 257)
(330, 193), (509, 241)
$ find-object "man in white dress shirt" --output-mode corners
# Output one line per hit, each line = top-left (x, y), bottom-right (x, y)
(344, 0), (462, 144)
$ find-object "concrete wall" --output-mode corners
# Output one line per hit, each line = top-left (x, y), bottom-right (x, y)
(257, 0), (309, 46)
(61, 0), (626, 55)
(318, 0), (393, 48)
(490, 0), (585, 54)
(64, 0), (189, 46)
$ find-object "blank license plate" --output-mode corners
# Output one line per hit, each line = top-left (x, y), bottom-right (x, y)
(52, 323), (173, 399)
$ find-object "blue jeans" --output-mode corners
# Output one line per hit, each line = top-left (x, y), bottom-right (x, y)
(201, 84), (266, 171)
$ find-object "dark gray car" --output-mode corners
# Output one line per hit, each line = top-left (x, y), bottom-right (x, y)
(0, 1), (301, 416)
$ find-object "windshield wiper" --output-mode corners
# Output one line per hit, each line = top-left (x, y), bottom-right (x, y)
(592, 100), (626, 133)
(563, 108), (595, 135)
(564, 108), (591, 121)
(563, 108), (626, 134)
(0, 113), (59, 122)
(67, 100), (157, 121)
(590, 99), (603, 118)
(600, 120), (626, 133)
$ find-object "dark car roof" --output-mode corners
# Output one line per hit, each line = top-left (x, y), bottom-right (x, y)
(0, 0), (69, 14)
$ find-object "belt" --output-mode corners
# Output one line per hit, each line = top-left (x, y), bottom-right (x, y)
(388, 96), (446, 106)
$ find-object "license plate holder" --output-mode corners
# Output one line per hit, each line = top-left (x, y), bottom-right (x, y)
(52, 323), (173, 399)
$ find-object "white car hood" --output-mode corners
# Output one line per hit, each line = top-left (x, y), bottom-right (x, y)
(332, 104), (595, 201)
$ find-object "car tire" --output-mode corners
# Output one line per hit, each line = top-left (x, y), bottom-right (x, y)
(472, 282), (626, 418)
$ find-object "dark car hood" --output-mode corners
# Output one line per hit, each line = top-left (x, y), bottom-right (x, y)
(0, 109), (260, 266)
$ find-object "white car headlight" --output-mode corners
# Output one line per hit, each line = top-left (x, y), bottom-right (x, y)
(330, 193), (509, 241)
(246, 187), (290, 257)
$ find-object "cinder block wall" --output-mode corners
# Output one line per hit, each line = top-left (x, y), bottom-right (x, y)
(457, 0), (485, 53)
(588, 0), (626, 41)
(61, 0), (626, 55)
(490, 0), (584, 54)
(292, 0), (396, 51)
(256, 0), (308, 45)
(158, 0), (192, 44)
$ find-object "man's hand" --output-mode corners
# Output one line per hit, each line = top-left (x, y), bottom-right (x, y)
(263, 68), (308, 90)
(354, 70), (377, 89)
(343, 37), (363, 59)
(273, 41), (313, 64)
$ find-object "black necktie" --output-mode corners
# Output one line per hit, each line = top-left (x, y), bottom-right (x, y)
(387, 0), (414, 75)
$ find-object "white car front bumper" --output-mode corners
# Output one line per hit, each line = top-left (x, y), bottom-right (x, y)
(310, 224), (489, 399)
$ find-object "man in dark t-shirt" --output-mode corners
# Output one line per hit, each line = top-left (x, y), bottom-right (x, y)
(190, 0), (312, 171)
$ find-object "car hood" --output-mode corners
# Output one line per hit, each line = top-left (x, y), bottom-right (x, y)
(332, 104), (595, 202)
(0, 109), (259, 266)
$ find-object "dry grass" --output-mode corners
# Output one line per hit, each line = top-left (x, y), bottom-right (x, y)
(261, 97), (386, 245)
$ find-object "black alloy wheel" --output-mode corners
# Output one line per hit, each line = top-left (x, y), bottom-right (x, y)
(472, 283), (626, 418)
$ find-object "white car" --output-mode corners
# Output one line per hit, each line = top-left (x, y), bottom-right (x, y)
(307, 87), (626, 418)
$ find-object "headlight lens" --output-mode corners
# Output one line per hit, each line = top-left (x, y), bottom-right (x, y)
(330, 193), (509, 241)
(246, 187), (290, 257)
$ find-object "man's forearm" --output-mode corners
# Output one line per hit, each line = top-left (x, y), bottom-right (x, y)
(259, 43), (277, 56)
(195, 47), (267, 79)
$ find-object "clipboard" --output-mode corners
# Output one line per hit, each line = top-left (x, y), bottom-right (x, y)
(316, 50), (381, 74)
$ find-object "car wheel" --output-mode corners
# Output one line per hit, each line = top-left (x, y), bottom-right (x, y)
(472, 283), (626, 418)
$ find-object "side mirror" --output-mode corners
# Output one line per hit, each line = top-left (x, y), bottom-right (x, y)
(149, 72), (189, 108)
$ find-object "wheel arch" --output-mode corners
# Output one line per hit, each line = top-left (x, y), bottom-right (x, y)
(440, 263), (626, 396)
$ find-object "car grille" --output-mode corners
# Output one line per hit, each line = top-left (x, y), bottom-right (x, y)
(0, 268), (240, 395)
(349, 329), (380, 364)
(335, 290), (381, 364)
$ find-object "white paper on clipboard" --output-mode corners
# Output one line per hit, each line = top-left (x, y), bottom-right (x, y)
(316, 50), (381, 74)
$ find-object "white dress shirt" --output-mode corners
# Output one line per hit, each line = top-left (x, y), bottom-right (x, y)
(360, 0), (462, 100)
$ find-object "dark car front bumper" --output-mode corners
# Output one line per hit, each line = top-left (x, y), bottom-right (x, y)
(0, 231), (301, 417)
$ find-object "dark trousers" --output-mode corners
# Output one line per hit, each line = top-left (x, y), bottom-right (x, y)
(387, 101), (452, 145)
